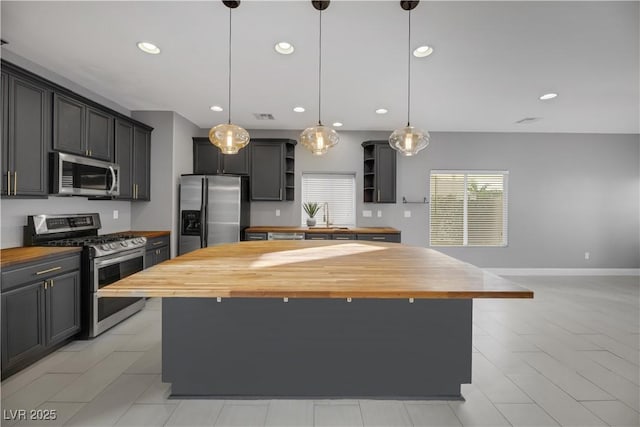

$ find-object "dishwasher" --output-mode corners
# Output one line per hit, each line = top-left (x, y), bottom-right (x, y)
(267, 232), (305, 240)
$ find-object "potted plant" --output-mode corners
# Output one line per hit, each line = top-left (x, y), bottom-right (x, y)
(303, 202), (321, 227)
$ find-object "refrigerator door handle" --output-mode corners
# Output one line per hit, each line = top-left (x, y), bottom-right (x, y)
(200, 177), (207, 248)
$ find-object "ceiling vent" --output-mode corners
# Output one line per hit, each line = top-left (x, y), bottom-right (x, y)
(253, 113), (275, 120)
(515, 117), (541, 124)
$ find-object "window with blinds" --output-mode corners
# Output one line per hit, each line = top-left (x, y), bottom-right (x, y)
(430, 171), (508, 247)
(301, 173), (356, 227)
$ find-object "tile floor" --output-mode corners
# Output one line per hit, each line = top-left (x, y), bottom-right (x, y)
(1, 276), (638, 427)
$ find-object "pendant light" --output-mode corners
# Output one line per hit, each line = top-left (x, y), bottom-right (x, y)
(209, 0), (250, 155)
(300, 0), (339, 156)
(389, 0), (430, 157)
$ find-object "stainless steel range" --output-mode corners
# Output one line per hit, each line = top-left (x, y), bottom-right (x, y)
(24, 213), (146, 338)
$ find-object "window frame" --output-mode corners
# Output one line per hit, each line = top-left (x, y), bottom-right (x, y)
(429, 170), (509, 248)
(300, 172), (357, 227)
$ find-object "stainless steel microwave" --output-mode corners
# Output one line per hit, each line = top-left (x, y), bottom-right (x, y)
(50, 152), (120, 197)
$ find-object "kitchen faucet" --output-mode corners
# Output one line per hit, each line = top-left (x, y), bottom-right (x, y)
(323, 202), (332, 227)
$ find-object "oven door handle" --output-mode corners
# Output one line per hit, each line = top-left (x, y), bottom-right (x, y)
(108, 166), (117, 195)
(94, 249), (145, 269)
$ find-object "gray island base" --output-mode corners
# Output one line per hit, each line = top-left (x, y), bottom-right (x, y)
(162, 298), (472, 399)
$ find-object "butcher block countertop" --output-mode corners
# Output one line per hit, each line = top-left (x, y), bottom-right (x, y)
(98, 240), (533, 300)
(125, 230), (170, 239)
(1, 246), (82, 269)
(245, 226), (400, 234)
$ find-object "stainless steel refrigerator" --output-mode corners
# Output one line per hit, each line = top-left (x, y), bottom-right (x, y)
(178, 175), (250, 255)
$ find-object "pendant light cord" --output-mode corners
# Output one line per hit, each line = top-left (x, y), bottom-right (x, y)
(228, 7), (232, 125)
(318, 9), (322, 126)
(407, 8), (411, 127)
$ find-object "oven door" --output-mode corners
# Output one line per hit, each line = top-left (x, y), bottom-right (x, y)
(91, 248), (145, 336)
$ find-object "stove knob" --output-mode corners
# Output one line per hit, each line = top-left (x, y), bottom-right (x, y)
(109, 242), (118, 250)
(100, 244), (109, 251)
(120, 241), (128, 247)
(137, 238), (145, 244)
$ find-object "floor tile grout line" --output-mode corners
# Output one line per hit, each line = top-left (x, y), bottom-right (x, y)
(518, 350), (616, 402)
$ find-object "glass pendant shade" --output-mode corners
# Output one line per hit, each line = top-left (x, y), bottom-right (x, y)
(389, 125), (430, 156)
(209, 123), (250, 155)
(300, 125), (339, 156)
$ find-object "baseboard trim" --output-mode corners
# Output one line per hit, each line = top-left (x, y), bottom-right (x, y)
(486, 268), (640, 276)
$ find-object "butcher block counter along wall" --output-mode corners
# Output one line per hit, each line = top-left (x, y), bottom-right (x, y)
(99, 240), (532, 399)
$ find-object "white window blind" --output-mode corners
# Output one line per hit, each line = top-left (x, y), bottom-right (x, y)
(430, 171), (508, 247)
(301, 173), (356, 227)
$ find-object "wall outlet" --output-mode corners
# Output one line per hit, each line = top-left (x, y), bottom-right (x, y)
(404, 210), (411, 218)
(113, 210), (119, 219)
(377, 210), (382, 218)
(275, 209), (281, 217)
(584, 251), (590, 260)
(362, 210), (372, 218)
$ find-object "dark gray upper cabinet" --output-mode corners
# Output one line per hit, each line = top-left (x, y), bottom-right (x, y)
(53, 93), (114, 161)
(116, 121), (150, 201)
(250, 139), (296, 201)
(1, 71), (8, 196)
(46, 270), (81, 345)
(193, 137), (250, 175)
(362, 140), (397, 203)
(53, 93), (85, 155)
(133, 126), (151, 201)
(115, 119), (133, 199)
(85, 106), (113, 161)
(2, 73), (49, 197)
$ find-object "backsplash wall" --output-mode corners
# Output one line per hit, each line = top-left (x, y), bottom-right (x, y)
(1, 197), (132, 248)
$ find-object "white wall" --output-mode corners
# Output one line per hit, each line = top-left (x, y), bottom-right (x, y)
(130, 111), (174, 232)
(171, 113), (198, 257)
(239, 129), (640, 269)
(1, 197), (131, 247)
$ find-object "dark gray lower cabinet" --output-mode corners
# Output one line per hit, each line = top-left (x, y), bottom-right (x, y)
(356, 233), (401, 243)
(145, 235), (170, 269)
(1, 253), (81, 379)
(245, 232), (267, 241)
(46, 271), (81, 344)
(305, 234), (331, 240)
(1, 282), (46, 373)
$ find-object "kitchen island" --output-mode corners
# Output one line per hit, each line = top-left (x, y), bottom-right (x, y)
(98, 240), (532, 399)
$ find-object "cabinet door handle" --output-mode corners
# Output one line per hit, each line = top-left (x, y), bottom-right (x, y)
(279, 188), (282, 200)
(36, 266), (62, 275)
(372, 236), (386, 240)
(7, 171), (10, 195)
(50, 279), (54, 288)
(13, 172), (17, 195)
(89, 150), (92, 157)
(152, 241), (163, 246)
(377, 190), (380, 202)
(44, 280), (48, 290)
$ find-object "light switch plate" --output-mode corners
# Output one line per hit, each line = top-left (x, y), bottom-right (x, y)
(362, 210), (372, 218)
(275, 209), (281, 217)
(113, 210), (119, 219)
(377, 210), (382, 218)
(404, 210), (411, 218)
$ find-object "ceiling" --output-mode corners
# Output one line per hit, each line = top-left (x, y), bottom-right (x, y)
(1, 1), (638, 133)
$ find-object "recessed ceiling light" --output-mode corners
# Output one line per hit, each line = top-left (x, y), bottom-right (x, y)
(375, 108), (388, 115)
(539, 93), (558, 100)
(293, 106), (305, 113)
(332, 122), (343, 127)
(413, 45), (434, 58)
(137, 41), (161, 55)
(210, 105), (223, 112)
(275, 41), (295, 55)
